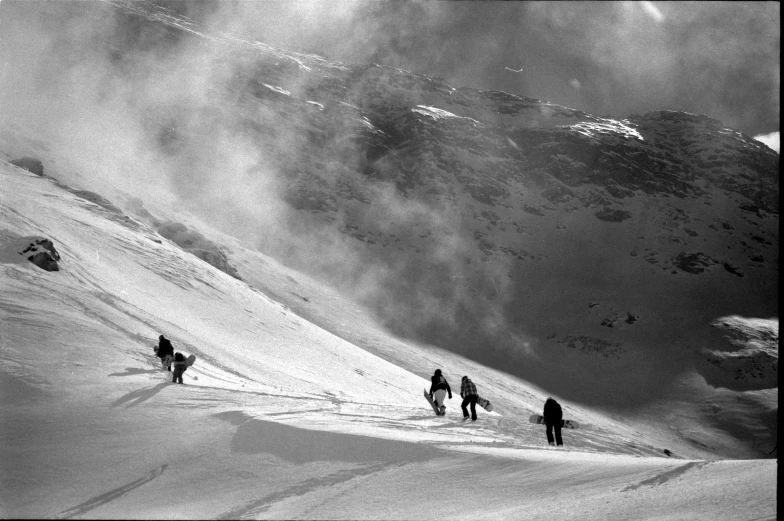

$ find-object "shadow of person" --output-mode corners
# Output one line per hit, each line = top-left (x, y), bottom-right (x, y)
(108, 367), (161, 377)
(111, 382), (170, 408)
(403, 414), (444, 421)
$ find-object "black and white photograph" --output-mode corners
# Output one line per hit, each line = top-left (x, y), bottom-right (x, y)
(0, 1), (777, 519)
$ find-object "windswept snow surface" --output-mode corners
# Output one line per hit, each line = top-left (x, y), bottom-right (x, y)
(412, 105), (483, 126)
(562, 118), (644, 141)
(0, 162), (776, 519)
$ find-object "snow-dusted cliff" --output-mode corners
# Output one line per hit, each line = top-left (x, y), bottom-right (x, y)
(92, 0), (778, 398)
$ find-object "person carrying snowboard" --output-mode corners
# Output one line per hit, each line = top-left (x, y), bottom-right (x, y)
(156, 334), (174, 371)
(460, 375), (479, 422)
(170, 352), (188, 384)
(543, 397), (563, 446)
(429, 369), (452, 415)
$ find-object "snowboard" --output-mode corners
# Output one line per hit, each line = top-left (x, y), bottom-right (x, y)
(423, 389), (445, 416)
(477, 396), (494, 412)
(529, 414), (578, 429)
(153, 346), (192, 370)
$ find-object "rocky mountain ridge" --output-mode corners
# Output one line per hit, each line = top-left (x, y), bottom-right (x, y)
(4, 0), (778, 409)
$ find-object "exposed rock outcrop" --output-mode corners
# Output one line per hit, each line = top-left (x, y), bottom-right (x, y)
(5, 2), (775, 412)
(0, 236), (61, 271)
(157, 222), (242, 280)
(700, 316), (778, 391)
(100, 1), (777, 397)
(9, 157), (44, 176)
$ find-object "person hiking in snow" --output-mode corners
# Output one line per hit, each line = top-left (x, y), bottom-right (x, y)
(170, 352), (188, 384)
(156, 335), (174, 371)
(543, 397), (564, 446)
(429, 369), (452, 415)
(460, 376), (479, 422)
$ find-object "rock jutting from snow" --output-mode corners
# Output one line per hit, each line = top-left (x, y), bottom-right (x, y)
(156, 221), (242, 280)
(0, 236), (61, 271)
(25, 238), (60, 271)
(9, 157), (44, 176)
(699, 316), (778, 391)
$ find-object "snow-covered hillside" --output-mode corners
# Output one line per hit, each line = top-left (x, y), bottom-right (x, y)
(0, 0), (777, 462)
(0, 153), (777, 520)
(0, 0), (778, 517)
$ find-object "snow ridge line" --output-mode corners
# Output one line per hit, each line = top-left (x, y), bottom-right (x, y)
(52, 464), (168, 519)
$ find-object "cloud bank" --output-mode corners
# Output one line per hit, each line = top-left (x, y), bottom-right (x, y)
(184, 1), (779, 137)
(753, 131), (780, 153)
(0, 1), (507, 362)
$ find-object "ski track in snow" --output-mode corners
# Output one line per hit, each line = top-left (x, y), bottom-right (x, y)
(52, 464), (168, 519)
(216, 462), (395, 520)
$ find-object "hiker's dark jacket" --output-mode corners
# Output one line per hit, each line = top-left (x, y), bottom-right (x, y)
(158, 337), (174, 358)
(429, 375), (452, 397)
(543, 399), (563, 423)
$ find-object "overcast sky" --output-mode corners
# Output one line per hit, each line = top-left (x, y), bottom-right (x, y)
(188, 0), (779, 149)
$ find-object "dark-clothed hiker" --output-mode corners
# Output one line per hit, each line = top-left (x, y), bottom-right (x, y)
(543, 397), (563, 446)
(460, 376), (478, 421)
(429, 369), (452, 415)
(157, 335), (174, 371)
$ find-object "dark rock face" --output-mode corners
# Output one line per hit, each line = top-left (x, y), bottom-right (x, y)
(28, 251), (59, 271)
(78, 2), (781, 405)
(595, 208), (632, 222)
(9, 157), (44, 176)
(700, 316), (778, 391)
(156, 222), (242, 280)
(202, 49), (777, 376)
(19, 238), (60, 271)
(673, 252), (716, 274)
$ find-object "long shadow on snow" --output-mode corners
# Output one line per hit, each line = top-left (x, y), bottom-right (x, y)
(214, 411), (446, 465)
(111, 382), (170, 408)
(213, 411), (453, 519)
(52, 465), (168, 519)
(403, 415), (469, 427)
(404, 414), (453, 421)
(108, 367), (161, 377)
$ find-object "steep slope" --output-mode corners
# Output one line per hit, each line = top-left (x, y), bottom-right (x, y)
(101, 0), (778, 389)
(0, 0), (777, 459)
(0, 156), (777, 520)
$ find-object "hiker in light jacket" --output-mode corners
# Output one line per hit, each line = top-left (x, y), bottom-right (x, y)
(429, 369), (452, 415)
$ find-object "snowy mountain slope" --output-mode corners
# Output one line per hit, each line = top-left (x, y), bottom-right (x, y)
(87, 0), (777, 383)
(0, 0), (776, 462)
(0, 157), (777, 520)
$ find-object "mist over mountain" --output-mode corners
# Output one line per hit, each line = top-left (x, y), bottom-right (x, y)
(0, 0), (777, 450)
